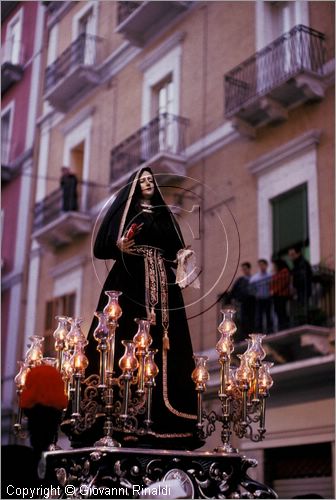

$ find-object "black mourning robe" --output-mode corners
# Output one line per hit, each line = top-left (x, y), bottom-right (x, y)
(83, 168), (201, 450)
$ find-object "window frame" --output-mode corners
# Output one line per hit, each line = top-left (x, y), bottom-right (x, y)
(5, 8), (24, 65)
(1, 101), (15, 165)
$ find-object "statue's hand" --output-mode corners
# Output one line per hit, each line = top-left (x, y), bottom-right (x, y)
(117, 237), (136, 254)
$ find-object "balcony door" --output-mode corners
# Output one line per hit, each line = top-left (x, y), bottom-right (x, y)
(77, 7), (96, 65)
(69, 141), (85, 210)
(271, 183), (310, 262)
(5, 11), (22, 65)
(1, 108), (13, 165)
(257, 1), (298, 94)
(152, 76), (176, 154)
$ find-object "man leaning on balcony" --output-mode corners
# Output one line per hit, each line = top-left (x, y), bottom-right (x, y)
(60, 166), (78, 212)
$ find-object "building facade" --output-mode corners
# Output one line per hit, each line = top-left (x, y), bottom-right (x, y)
(1, 1), (45, 433)
(3, 1), (335, 497)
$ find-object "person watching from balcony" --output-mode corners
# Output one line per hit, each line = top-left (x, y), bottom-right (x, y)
(270, 258), (290, 331)
(250, 259), (273, 334)
(230, 262), (255, 338)
(60, 166), (78, 212)
(288, 245), (312, 309)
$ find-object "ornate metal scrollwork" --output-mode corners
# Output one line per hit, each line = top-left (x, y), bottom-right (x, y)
(42, 448), (277, 499)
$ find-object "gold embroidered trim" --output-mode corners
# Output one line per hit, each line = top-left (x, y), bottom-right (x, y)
(147, 430), (193, 438)
(135, 246), (196, 419)
(162, 348), (197, 420)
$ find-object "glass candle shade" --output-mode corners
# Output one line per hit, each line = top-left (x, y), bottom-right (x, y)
(236, 354), (253, 387)
(66, 318), (86, 351)
(133, 318), (152, 352)
(93, 312), (109, 343)
(247, 333), (266, 363)
(119, 341), (138, 374)
(144, 349), (159, 383)
(14, 361), (30, 390)
(218, 307), (237, 336)
(226, 368), (238, 396)
(53, 316), (69, 349)
(192, 355), (210, 390)
(25, 336), (44, 366)
(103, 291), (122, 322)
(216, 333), (234, 358)
(71, 346), (88, 376)
(258, 362), (274, 395)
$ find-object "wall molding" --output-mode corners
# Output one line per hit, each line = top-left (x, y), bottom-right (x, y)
(185, 122), (239, 166)
(1, 270), (23, 292)
(60, 106), (96, 136)
(138, 31), (186, 73)
(100, 41), (141, 83)
(247, 129), (321, 175)
(49, 255), (88, 279)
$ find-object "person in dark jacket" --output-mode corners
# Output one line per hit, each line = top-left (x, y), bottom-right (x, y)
(288, 245), (312, 308)
(270, 258), (290, 331)
(60, 166), (78, 211)
(230, 262), (255, 338)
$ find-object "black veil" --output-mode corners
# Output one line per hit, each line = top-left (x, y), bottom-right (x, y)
(93, 167), (185, 261)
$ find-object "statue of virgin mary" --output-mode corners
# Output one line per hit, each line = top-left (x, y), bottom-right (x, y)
(85, 167), (202, 450)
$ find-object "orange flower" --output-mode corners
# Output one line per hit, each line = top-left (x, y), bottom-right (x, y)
(20, 365), (68, 410)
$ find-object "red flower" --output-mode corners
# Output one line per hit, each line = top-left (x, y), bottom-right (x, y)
(20, 365), (68, 410)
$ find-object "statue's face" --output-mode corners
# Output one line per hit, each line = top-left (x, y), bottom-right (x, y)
(139, 171), (155, 200)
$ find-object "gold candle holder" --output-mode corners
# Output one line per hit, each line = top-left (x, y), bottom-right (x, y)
(93, 312), (110, 388)
(104, 291), (122, 377)
(25, 335), (44, 367)
(13, 361), (30, 434)
(119, 341), (138, 419)
(133, 318), (152, 395)
(144, 348), (159, 428)
(53, 316), (69, 371)
(192, 355), (209, 429)
(70, 343), (88, 418)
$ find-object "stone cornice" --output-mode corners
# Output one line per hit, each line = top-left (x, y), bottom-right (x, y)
(99, 42), (141, 83)
(185, 122), (239, 166)
(247, 129), (321, 175)
(49, 255), (89, 279)
(1, 270), (23, 291)
(138, 31), (186, 72)
(60, 106), (96, 135)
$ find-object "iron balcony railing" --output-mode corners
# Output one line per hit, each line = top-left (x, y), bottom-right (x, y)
(45, 33), (103, 93)
(221, 266), (334, 340)
(224, 25), (325, 117)
(34, 188), (64, 231)
(117, 1), (142, 25)
(110, 113), (189, 182)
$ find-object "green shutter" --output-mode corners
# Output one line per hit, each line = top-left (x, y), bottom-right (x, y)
(272, 184), (309, 257)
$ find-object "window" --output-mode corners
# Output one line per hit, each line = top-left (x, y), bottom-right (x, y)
(152, 76), (176, 152)
(44, 293), (76, 356)
(5, 11), (23, 65)
(73, 2), (98, 66)
(271, 184), (309, 260)
(152, 76), (174, 116)
(1, 110), (12, 165)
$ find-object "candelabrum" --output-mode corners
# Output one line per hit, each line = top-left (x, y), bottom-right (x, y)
(54, 292), (160, 446)
(14, 295), (273, 455)
(13, 335), (45, 434)
(192, 307), (273, 453)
